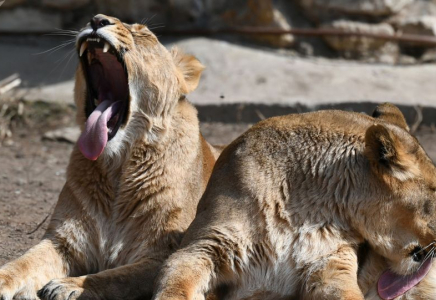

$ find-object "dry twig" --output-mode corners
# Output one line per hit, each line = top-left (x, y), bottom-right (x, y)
(410, 106), (423, 134)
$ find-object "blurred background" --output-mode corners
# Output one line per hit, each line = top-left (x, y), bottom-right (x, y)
(2, 0), (436, 262)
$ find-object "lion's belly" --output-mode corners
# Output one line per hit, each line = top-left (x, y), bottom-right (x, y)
(225, 255), (299, 300)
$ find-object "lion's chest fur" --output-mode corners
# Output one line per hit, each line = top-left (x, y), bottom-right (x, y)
(64, 137), (201, 273)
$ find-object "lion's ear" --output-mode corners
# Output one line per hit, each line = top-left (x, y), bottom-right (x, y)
(171, 47), (205, 94)
(372, 103), (409, 131)
(365, 124), (419, 181)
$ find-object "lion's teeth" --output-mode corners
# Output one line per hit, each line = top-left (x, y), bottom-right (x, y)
(103, 42), (110, 53)
(79, 42), (88, 57)
(94, 99), (99, 106)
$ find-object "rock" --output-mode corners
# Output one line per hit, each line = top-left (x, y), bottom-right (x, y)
(0, 8), (61, 32)
(387, 2), (436, 53)
(397, 54), (417, 65)
(94, 0), (168, 25)
(297, 41), (314, 56)
(388, 1), (436, 28)
(214, 0), (294, 47)
(299, 0), (414, 23)
(42, 0), (90, 10)
(0, 0), (25, 9)
(43, 127), (80, 144)
(322, 20), (395, 54)
(398, 16), (436, 37)
(421, 48), (436, 63)
(170, 0), (294, 47)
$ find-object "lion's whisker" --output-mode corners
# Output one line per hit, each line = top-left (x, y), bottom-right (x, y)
(418, 247), (435, 271)
(33, 40), (75, 55)
(142, 14), (157, 26)
(149, 25), (165, 31)
(414, 242), (436, 255)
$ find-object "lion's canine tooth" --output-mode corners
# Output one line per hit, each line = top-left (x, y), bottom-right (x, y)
(103, 42), (110, 53)
(79, 42), (88, 57)
(94, 98), (99, 106)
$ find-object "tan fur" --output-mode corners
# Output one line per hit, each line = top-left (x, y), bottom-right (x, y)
(359, 249), (436, 300)
(0, 14), (220, 300)
(153, 105), (436, 300)
(356, 104), (436, 300)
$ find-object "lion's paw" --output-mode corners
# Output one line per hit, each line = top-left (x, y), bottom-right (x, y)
(37, 277), (88, 300)
(0, 272), (22, 300)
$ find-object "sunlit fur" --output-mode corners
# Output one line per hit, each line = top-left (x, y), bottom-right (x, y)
(359, 249), (436, 299)
(0, 14), (220, 300)
(356, 104), (436, 300)
(153, 104), (436, 300)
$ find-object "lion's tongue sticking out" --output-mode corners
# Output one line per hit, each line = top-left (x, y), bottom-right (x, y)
(378, 258), (433, 299)
(78, 100), (122, 160)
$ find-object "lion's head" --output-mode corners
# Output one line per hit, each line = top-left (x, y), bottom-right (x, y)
(356, 104), (436, 297)
(74, 14), (204, 161)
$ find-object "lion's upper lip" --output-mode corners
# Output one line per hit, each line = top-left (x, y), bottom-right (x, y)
(79, 36), (115, 58)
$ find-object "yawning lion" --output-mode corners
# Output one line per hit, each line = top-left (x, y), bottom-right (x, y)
(0, 14), (219, 300)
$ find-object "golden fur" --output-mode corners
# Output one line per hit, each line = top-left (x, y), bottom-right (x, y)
(153, 104), (436, 300)
(356, 104), (436, 300)
(0, 14), (219, 300)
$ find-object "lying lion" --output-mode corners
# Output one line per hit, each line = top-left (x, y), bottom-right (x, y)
(153, 104), (436, 300)
(0, 14), (219, 300)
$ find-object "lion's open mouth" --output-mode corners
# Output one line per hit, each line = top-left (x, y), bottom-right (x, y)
(77, 35), (129, 160)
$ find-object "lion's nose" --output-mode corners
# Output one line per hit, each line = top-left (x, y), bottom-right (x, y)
(90, 15), (110, 31)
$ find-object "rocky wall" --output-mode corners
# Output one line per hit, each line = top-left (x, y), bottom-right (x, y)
(1, 0), (436, 62)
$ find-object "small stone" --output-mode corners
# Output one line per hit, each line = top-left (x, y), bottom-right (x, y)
(16, 178), (26, 186)
(43, 127), (80, 144)
(297, 42), (314, 56)
(3, 139), (14, 147)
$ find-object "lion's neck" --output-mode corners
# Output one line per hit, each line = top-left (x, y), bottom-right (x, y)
(70, 99), (202, 215)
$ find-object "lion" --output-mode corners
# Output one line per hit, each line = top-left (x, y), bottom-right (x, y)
(0, 14), (220, 300)
(152, 104), (436, 300)
(354, 104), (436, 300)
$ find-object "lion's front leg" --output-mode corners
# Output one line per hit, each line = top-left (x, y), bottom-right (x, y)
(302, 245), (364, 300)
(0, 239), (67, 300)
(38, 258), (163, 300)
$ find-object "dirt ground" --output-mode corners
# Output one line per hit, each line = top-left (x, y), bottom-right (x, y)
(1, 110), (436, 266)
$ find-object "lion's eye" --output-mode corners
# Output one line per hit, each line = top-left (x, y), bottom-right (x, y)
(411, 246), (424, 262)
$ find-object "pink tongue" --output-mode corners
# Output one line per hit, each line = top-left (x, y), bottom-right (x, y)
(78, 100), (121, 160)
(378, 258), (433, 300)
